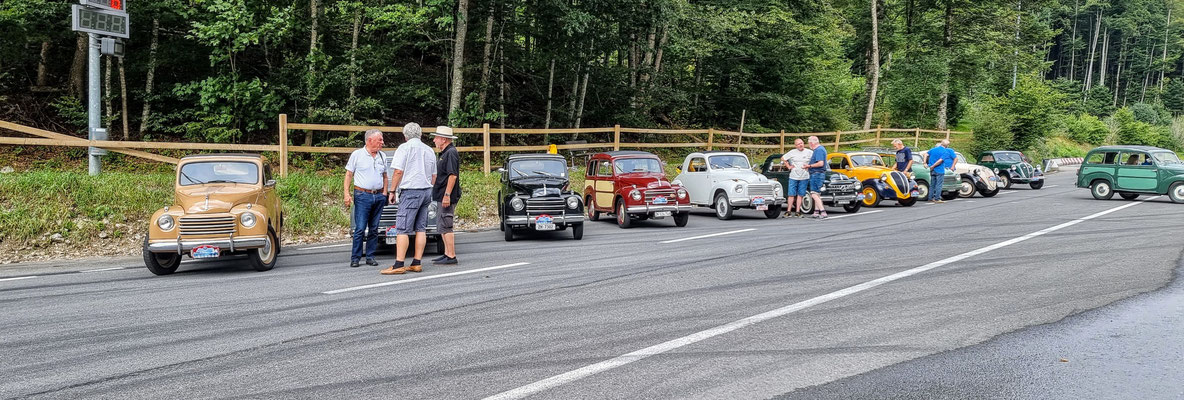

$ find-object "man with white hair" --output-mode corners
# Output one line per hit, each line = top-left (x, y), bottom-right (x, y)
(926, 139), (957, 203)
(381, 122), (437, 275)
(804, 136), (829, 219)
(343, 129), (388, 268)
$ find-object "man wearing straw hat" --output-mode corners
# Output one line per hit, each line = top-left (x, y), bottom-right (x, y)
(430, 126), (462, 265)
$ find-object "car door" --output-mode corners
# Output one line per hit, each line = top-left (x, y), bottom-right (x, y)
(681, 157), (710, 204)
(764, 157), (790, 196)
(828, 155), (853, 178)
(1115, 151), (1158, 192)
(593, 160), (615, 209)
(1079, 151), (1118, 186)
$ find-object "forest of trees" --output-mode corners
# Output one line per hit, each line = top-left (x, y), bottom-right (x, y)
(1, 0), (1182, 154)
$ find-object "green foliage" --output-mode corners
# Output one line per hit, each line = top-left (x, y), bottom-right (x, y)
(1004, 76), (1066, 150)
(1064, 113), (1109, 145)
(967, 99), (1015, 156)
(1082, 86), (1114, 117)
(1113, 107), (1159, 146)
(1165, 79), (1184, 116)
(1129, 102), (1171, 126)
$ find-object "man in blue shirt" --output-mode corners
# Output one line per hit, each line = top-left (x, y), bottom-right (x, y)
(926, 141), (955, 203)
(805, 136), (829, 219)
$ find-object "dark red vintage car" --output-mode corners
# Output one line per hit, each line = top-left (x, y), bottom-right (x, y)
(583, 151), (690, 228)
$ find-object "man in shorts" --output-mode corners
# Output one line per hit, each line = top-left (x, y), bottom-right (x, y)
(805, 136), (829, 219)
(381, 122), (437, 275)
(430, 126), (461, 265)
(780, 138), (813, 218)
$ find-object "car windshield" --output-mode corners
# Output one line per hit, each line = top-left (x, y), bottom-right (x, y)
(509, 159), (567, 179)
(614, 158), (663, 174)
(708, 155), (750, 169)
(995, 152), (1024, 163)
(1151, 151), (1182, 164)
(850, 154), (885, 167)
(179, 161), (259, 186)
(956, 152), (968, 164)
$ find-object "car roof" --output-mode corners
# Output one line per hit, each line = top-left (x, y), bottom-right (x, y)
(181, 153), (263, 160)
(1090, 145), (1169, 152)
(843, 151), (879, 156)
(507, 153), (566, 161)
(594, 151), (657, 159)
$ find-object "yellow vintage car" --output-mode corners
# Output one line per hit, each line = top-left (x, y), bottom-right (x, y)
(827, 151), (919, 207)
(143, 154), (283, 275)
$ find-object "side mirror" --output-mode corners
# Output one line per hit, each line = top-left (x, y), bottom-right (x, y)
(265, 179), (276, 187)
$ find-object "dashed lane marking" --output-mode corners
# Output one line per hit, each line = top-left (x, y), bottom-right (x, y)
(322, 262), (531, 295)
(659, 229), (756, 244)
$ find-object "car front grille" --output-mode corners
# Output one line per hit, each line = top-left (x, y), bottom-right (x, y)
(829, 181), (859, 192)
(943, 173), (959, 186)
(179, 215), (235, 236)
(747, 184), (777, 198)
(526, 197), (566, 217)
(1016, 164), (1033, 178)
(889, 171), (909, 192)
(379, 205), (398, 227)
(645, 188), (676, 203)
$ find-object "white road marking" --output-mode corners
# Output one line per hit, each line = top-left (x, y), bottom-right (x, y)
(298, 243), (352, 251)
(1045, 185), (1060, 188)
(80, 267), (125, 273)
(997, 190), (1016, 195)
(825, 210), (883, 220)
(965, 200), (977, 203)
(0, 276), (37, 283)
(323, 262), (531, 295)
(659, 229), (756, 244)
(483, 197), (1161, 400)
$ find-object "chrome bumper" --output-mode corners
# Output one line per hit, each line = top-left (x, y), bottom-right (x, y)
(820, 194), (859, 203)
(505, 215), (585, 225)
(730, 198), (786, 207)
(147, 236), (268, 254)
(376, 224), (439, 237)
(625, 204), (693, 214)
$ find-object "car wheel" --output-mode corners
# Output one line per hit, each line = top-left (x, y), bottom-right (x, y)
(941, 191), (959, 201)
(248, 230), (278, 272)
(842, 201), (861, 213)
(1029, 180), (1044, 190)
(1091, 180), (1114, 200)
(503, 219), (514, 241)
(799, 195), (815, 214)
(860, 184), (882, 208)
(764, 204), (782, 219)
(958, 177), (977, 198)
(586, 196), (599, 221)
(915, 180), (930, 200)
(572, 223), (584, 240)
(616, 201), (632, 229)
(979, 186), (999, 197)
(999, 174), (1012, 189)
(1169, 182), (1184, 203)
(142, 236), (180, 276)
(898, 197), (916, 207)
(673, 212), (690, 227)
(1118, 192), (1139, 200)
(714, 192), (734, 220)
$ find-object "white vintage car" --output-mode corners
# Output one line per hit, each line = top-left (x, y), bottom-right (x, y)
(952, 151), (1001, 197)
(672, 151), (785, 220)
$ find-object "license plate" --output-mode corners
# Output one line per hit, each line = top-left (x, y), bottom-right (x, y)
(752, 197), (766, 205)
(1032, 176), (1042, 181)
(756, 205), (769, 211)
(654, 211), (672, 218)
(535, 223), (556, 231)
(385, 237), (396, 245)
(191, 245), (220, 259)
(653, 196), (668, 205)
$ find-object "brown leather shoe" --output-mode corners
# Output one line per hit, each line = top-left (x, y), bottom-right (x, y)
(406, 265), (422, 273)
(380, 266), (407, 275)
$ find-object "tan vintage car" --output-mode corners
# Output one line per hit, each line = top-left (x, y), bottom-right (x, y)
(143, 154), (283, 275)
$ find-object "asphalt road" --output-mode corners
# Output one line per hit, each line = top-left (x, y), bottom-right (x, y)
(2, 169), (1182, 399)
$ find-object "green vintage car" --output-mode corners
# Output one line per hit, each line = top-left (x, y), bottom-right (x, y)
(978, 150), (1045, 189)
(875, 151), (960, 200)
(1076, 145), (1184, 203)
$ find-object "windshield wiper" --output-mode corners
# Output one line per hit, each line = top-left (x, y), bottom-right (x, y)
(180, 170), (205, 185)
(530, 170), (558, 177)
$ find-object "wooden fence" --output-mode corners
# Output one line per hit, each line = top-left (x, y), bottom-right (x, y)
(0, 115), (971, 176)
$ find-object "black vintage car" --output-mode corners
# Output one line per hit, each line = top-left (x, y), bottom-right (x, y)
(499, 154), (585, 241)
(760, 154), (862, 213)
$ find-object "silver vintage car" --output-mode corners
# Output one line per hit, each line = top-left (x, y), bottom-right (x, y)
(672, 151), (786, 220)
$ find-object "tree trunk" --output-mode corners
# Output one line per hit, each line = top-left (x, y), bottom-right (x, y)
(349, 9), (360, 100)
(936, 1), (953, 130)
(629, 34), (638, 88)
(305, 0), (319, 147)
(1084, 9), (1101, 92)
(1141, 41), (1155, 102)
(104, 56), (113, 133)
(1114, 38), (1127, 107)
(69, 33), (87, 98)
(1160, 8), (1172, 91)
(863, 0), (881, 130)
(1068, 0), (1078, 81)
(139, 18), (160, 135)
(692, 60), (702, 108)
(477, 6), (495, 114)
(566, 65), (580, 128)
(498, 39), (506, 138)
(1011, 1), (1020, 90)
(574, 70), (590, 131)
(544, 59), (555, 130)
(36, 41), (50, 87)
(651, 27), (669, 87)
(119, 58), (129, 140)
(448, 0), (470, 123)
(1098, 28), (1108, 88)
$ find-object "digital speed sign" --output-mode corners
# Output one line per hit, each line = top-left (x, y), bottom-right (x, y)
(71, 4), (130, 38)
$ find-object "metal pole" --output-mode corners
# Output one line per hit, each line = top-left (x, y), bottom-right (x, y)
(88, 33), (102, 176)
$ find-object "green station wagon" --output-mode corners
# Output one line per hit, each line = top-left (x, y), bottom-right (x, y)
(1076, 145), (1184, 203)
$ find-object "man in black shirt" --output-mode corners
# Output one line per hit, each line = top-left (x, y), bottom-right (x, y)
(431, 126), (462, 265)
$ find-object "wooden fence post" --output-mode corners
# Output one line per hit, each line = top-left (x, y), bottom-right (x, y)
(613, 124), (621, 151)
(779, 130), (785, 153)
(482, 123), (491, 175)
(914, 128), (921, 148)
(874, 125), (882, 146)
(707, 128), (714, 151)
(945, 129), (951, 142)
(278, 114), (288, 177)
(833, 131), (841, 152)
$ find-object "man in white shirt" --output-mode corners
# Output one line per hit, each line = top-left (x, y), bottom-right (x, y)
(343, 129), (388, 268)
(780, 138), (813, 218)
(381, 122), (437, 275)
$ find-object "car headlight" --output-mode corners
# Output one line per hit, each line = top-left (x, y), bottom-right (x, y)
(994, 168), (1000, 174)
(510, 197), (525, 211)
(157, 215), (174, 231)
(428, 202), (438, 219)
(239, 212), (257, 228)
(566, 196), (580, 209)
(630, 190), (642, 201)
(1010, 165), (1016, 170)
(880, 173), (888, 182)
(676, 188), (687, 199)
(734, 184), (743, 193)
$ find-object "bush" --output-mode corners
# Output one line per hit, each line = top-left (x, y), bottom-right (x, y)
(967, 99), (1015, 156)
(1006, 75), (1066, 150)
(1064, 114), (1109, 145)
(1129, 102), (1170, 126)
(1113, 107), (1162, 147)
